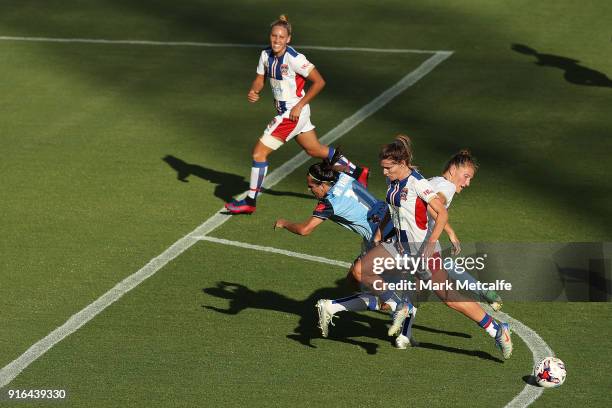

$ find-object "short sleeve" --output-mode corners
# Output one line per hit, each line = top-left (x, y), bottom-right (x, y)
(438, 182), (456, 206)
(312, 199), (333, 219)
(290, 53), (314, 77)
(256, 51), (267, 75)
(414, 179), (438, 203)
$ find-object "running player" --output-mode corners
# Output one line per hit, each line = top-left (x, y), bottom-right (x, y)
(389, 149), (503, 348)
(350, 135), (512, 357)
(425, 150), (503, 312)
(226, 15), (367, 214)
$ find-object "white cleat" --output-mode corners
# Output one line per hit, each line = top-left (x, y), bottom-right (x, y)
(388, 303), (410, 336)
(315, 299), (335, 338)
(395, 335), (411, 349)
(495, 322), (513, 360)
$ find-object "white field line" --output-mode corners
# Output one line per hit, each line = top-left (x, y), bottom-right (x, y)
(494, 309), (554, 408)
(197, 236), (352, 268)
(0, 35), (448, 54)
(0, 50), (452, 389)
(200, 236), (554, 408)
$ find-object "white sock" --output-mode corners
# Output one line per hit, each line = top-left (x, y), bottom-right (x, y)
(247, 161), (268, 200)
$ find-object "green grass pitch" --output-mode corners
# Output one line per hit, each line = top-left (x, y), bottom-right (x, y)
(1, 1), (611, 407)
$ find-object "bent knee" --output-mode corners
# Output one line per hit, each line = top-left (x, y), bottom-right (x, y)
(252, 151), (268, 162)
(350, 262), (362, 282)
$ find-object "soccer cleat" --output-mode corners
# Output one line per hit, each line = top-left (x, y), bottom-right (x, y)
(388, 303), (411, 336)
(395, 334), (413, 349)
(225, 199), (256, 214)
(490, 301), (503, 312)
(315, 299), (336, 338)
(495, 322), (513, 359)
(356, 166), (369, 188)
(481, 290), (503, 311)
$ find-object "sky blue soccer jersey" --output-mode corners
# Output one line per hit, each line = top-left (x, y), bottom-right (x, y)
(312, 173), (388, 242)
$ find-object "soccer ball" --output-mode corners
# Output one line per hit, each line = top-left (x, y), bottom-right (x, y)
(534, 357), (566, 388)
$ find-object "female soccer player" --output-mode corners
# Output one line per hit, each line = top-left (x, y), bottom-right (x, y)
(426, 150), (503, 311)
(341, 135), (512, 357)
(274, 157), (388, 285)
(316, 150), (499, 344)
(225, 15), (367, 214)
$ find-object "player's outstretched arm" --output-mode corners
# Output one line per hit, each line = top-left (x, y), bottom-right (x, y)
(247, 74), (265, 103)
(274, 216), (324, 236)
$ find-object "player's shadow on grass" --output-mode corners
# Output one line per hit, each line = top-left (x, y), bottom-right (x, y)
(202, 279), (388, 354)
(417, 342), (503, 363)
(412, 324), (471, 339)
(163, 155), (312, 202)
(512, 43), (612, 88)
(202, 280), (500, 361)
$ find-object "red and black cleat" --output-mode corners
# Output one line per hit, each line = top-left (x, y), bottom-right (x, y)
(225, 199), (256, 214)
(356, 166), (369, 188)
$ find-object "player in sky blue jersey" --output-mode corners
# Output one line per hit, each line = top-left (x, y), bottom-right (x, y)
(274, 158), (394, 336)
(274, 157), (388, 285)
(274, 159), (388, 254)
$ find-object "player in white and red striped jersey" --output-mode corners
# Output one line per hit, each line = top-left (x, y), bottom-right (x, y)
(225, 15), (368, 215)
(359, 135), (512, 358)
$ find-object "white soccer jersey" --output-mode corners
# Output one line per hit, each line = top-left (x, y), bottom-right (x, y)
(256, 46), (314, 114)
(426, 176), (457, 252)
(386, 170), (438, 255)
(428, 176), (456, 209)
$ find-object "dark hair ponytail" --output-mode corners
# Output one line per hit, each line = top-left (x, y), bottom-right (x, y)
(442, 149), (479, 174)
(379, 134), (413, 166)
(308, 159), (339, 184)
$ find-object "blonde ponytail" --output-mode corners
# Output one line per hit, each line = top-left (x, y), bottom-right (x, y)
(271, 14), (292, 35)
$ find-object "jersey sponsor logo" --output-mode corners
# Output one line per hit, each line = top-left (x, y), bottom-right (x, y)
(422, 189), (434, 196)
(280, 64), (289, 76)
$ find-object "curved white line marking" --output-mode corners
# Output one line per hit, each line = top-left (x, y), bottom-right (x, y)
(493, 309), (554, 408)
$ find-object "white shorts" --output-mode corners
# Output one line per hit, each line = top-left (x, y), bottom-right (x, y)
(260, 104), (316, 150)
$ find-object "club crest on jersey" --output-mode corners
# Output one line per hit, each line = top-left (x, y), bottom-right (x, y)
(280, 64), (289, 76)
(400, 188), (408, 201)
